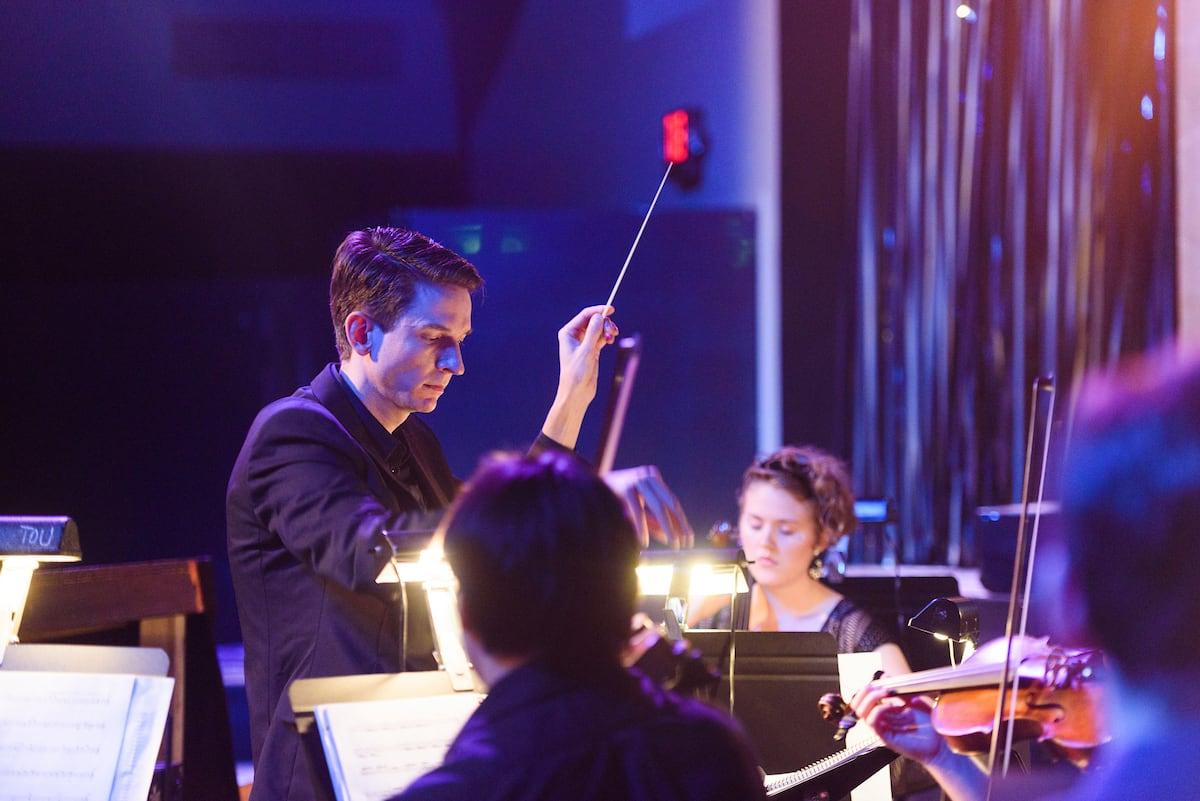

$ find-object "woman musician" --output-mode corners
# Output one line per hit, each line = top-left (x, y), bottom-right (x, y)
(689, 445), (910, 676)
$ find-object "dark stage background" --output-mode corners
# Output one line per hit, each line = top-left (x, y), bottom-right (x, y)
(1, 201), (755, 642)
(0, 1), (788, 644)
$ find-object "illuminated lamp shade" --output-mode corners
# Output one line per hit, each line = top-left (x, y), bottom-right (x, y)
(375, 540), (473, 690)
(636, 562), (749, 598)
(908, 596), (980, 665)
(661, 107), (708, 190)
(637, 548), (749, 633)
(908, 596), (979, 642)
(0, 516), (83, 665)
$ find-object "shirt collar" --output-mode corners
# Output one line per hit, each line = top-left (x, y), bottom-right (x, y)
(334, 367), (412, 466)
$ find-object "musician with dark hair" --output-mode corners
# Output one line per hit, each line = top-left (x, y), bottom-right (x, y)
(227, 227), (693, 801)
(851, 350), (1200, 801)
(394, 451), (765, 801)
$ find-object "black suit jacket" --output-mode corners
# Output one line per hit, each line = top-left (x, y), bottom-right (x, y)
(227, 363), (458, 801)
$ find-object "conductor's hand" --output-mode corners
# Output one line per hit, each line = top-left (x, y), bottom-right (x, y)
(542, 305), (617, 450)
(556, 304), (617, 406)
(850, 680), (943, 764)
(605, 465), (695, 549)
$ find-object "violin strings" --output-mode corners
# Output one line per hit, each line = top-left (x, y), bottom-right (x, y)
(878, 661), (1004, 691)
(604, 161), (674, 313)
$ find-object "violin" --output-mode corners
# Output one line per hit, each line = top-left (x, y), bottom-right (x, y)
(819, 635), (1110, 768)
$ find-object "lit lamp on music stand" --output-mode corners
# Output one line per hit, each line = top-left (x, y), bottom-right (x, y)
(0, 516), (82, 665)
(376, 539), (475, 691)
(636, 549), (751, 636)
(908, 595), (979, 666)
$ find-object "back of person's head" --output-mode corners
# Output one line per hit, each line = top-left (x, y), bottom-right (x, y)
(441, 451), (640, 673)
(329, 227), (483, 361)
(741, 444), (857, 536)
(1062, 350), (1200, 682)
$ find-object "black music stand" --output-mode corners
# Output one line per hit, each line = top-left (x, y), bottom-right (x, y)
(685, 631), (842, 774)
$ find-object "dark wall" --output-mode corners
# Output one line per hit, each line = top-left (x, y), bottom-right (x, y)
(0, 148), (468, 642)
(779, 0), (855, 455)
(0, 147), (466, 279)
(0, 2), (459, 152)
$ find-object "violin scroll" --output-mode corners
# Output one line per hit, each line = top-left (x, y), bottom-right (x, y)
(818, 692), (859, 741)
(817, 671), (883, 741)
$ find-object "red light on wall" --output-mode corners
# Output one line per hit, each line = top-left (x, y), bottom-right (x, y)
(663, 109), (690, 164)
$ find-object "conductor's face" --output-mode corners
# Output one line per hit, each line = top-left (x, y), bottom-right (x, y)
(354, 281), (472, 426)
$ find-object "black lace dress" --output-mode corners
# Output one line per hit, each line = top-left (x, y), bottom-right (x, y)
(695, 595), (898, 653)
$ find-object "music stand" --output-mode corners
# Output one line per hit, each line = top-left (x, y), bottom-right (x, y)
(685, 631), (842, 774)
(0, 642), (168, 675)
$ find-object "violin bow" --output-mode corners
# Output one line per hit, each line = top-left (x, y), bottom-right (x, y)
(985, 376), (1056, 799)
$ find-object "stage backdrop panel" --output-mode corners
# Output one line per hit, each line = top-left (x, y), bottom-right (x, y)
(397, 208), (758, 535)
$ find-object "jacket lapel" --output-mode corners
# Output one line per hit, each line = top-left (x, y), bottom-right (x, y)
(310, 364), (426, 509)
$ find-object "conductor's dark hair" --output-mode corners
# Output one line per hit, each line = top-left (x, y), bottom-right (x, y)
(441, 451), (640, 671)
(1062, 351), (1200, 681)
(329, 227), (483, 361)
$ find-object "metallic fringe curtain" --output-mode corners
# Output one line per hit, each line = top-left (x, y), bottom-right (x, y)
(848, 0), (1176, 564)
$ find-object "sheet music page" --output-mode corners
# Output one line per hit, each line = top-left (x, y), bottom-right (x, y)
(315, 692), (483, 801)
(109, 676), (175, 801)
(838, 652), (892, 801)
(0, 670), (135, 801)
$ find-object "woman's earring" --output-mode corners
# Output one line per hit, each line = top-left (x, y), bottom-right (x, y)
(809, 549), (846, 583)
(808, 551), (825, 581)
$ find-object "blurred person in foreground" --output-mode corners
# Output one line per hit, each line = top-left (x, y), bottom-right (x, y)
(393, 451), (765, 801)
(850, 350), (1200, 801)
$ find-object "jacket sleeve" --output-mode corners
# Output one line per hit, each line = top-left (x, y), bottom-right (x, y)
(529, 431), (580, 460)
(244, 404), (441, 593)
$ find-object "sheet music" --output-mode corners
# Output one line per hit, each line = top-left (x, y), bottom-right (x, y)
(110, 676), (175, 801)
(0, 670), (173, 801)
(0, 671), (131, 801)
(315, 692), (483, 801)
(838, 652), (892, 801)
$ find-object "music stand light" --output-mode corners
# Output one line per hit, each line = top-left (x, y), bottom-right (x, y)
(636, 549), (751, 635)
(908, 596), (979, 665)
(0, 516), (82, 665)
(376, 541), (473, 691)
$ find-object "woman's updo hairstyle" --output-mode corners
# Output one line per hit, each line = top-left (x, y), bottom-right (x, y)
(740, 445), (857, 537)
